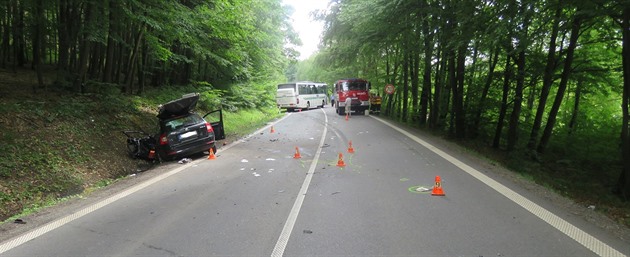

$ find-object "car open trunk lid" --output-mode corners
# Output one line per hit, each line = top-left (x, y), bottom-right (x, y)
(157, 93), (199, 119)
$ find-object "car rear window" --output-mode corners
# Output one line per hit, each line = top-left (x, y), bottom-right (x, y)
(162, 114), (203, 132)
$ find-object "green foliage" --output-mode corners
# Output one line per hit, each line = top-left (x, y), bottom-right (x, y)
(222, 81), (277, 111)
(222, 108), (283, 138)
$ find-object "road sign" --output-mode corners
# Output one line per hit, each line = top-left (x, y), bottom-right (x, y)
(385, 84), (395, 95)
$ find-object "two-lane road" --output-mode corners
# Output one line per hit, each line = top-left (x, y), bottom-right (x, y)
(1, 107), (628, 256)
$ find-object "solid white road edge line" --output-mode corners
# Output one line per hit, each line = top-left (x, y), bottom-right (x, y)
(371, 115), (625, 257)
(0, 112), (293, 255)
(0, 162), (193, 254)
(271, 108), (328, 257)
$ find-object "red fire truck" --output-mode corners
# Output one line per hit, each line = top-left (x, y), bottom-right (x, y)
(334, 78), (371, 115)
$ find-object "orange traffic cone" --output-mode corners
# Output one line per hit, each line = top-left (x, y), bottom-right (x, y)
(293, 147), (301, 159)
(337, 153), (346, 167)
(345, 113), (349, 121)
(208, 148), (217, 160)
(347, 141), (355, 153)
(270, 126), (275, 133)
(431, 176), (445, 196)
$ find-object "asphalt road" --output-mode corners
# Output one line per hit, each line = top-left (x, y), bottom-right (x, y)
(1, 107), (629, 256)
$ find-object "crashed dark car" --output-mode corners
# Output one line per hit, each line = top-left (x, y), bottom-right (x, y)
(125, 93), (225, 161)
(156, 93), (225, 160)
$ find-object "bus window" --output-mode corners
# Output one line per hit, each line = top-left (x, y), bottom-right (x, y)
(298, 84), (311, 95)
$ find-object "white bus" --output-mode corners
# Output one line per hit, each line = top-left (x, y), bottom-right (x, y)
(276, 81), (328, 112)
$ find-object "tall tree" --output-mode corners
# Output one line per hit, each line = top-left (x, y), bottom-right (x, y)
(418, 0), (434, 126)
(472, 46), (499, 137)
(507, 0), (532, 151)
(528, 0), (564, 150)
(616, 1), (630, 199)
(537, 8), (583, 153)
(493, 54), (512, 148)
(31, 0), (45, 92)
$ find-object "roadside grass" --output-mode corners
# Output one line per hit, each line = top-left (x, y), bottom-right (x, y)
(223, 108), (283, 139)
(447, 130), (630, 228)
(391, 114), (630, 228)
(0, 79), (283, 223)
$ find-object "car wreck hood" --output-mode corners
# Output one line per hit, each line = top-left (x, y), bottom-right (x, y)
(157, 93), (199, 119)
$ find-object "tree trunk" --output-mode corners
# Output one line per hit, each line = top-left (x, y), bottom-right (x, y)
(493, 54), (512, 148)
(57, 0), (80, 84)
(1, 1), (11, 68)
(411, 46), (419, 121)
(617, 4), (630, 200)
(102, 0), (116, 83)
(537, 13), (582, 153)
(429, 45), (442, 128)
(463, 42), (478, 113)
(429, 45), (450, 129)
(507, 48), (525, 151)
(402, 52), (409, 122)
(137, 41), (148, 95)
(524, 73), (541, 125)
(443, 52), (453, 134)
(419, 11), (433, 126)
(385, 48), (392, 115)
(528, 0), (563, 150)
(507, 2), (530, 151)
(567, 79), (582, 135)
(472, 47), (499, 137)
(125, 23), (146, 94)
(12, 0), (26, 69)
(32, 0), (45, 93)
(453, 41), (467, 138)
(74, 1), (95, 93)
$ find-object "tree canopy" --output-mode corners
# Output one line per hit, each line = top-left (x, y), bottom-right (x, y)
(0, 0), (300, 108)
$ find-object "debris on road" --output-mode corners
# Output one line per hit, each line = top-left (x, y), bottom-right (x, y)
(178, 158), (192, 164)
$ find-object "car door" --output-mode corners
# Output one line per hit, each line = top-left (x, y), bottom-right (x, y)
(203, 109), (225, 140)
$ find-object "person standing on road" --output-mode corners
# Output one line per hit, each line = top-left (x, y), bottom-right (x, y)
(345, 96), (352, 116)
(331, 94), (335, 107)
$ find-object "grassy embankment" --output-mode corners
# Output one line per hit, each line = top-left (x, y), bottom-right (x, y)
(0, 69), (282, 222)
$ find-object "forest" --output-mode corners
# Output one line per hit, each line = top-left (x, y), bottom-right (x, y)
(0, 0), (299, 106)
(1, 0), (629, 224)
